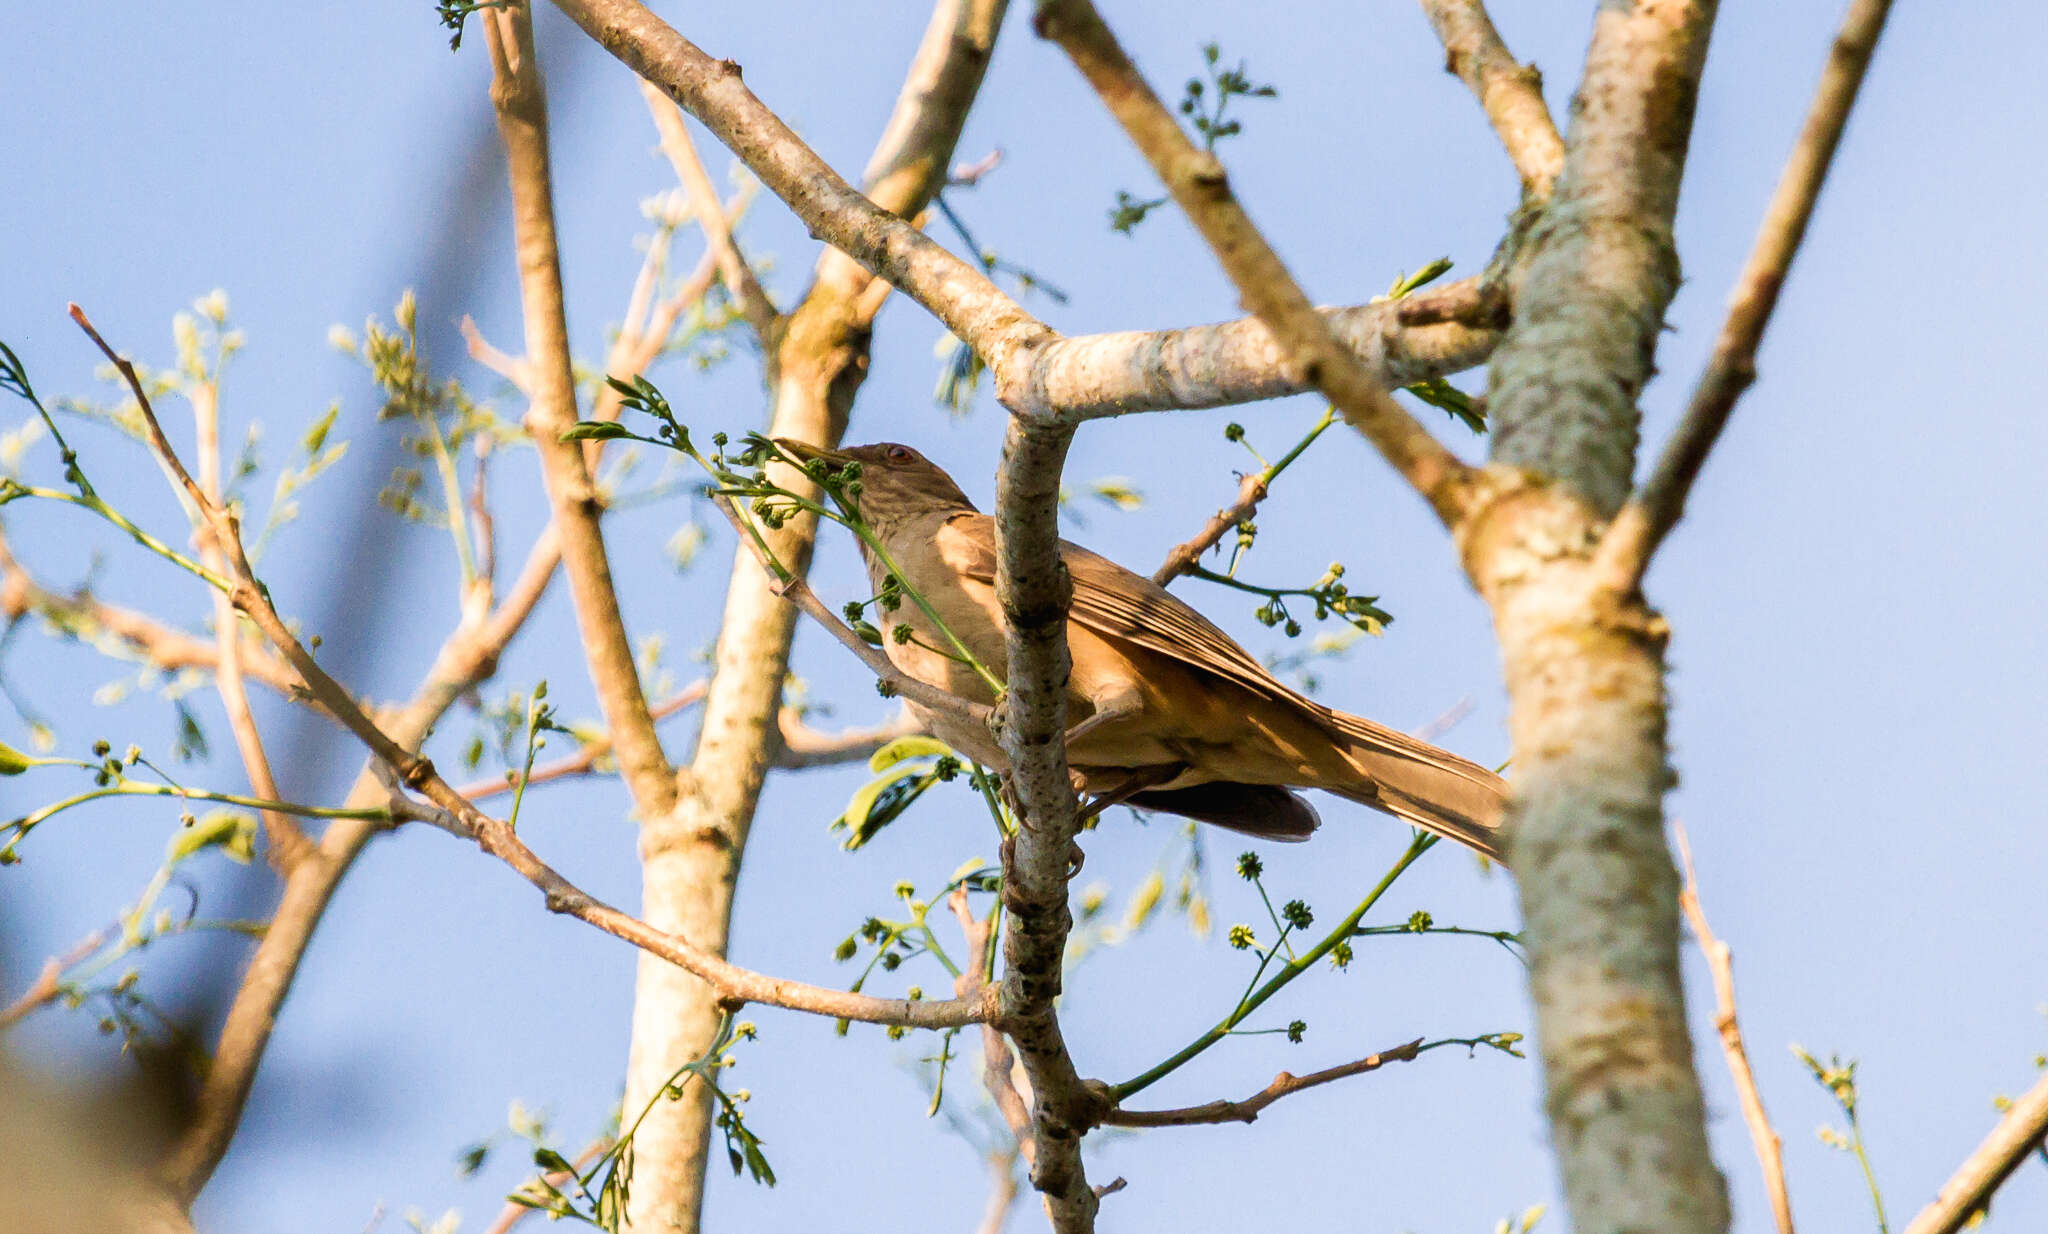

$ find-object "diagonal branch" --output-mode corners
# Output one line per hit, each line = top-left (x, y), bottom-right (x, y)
(1594, 0), (1894, 594)
(377, 767), (989, 1030)
(640, 81), (779, 339)
(75, 303), (988, 1037)
(1675, 822), (1794, 1234)
(548, 0), (1054, 380)
(1101, 1038), (1426, 1127)
(1033, 0), (1475, 527)
(1900, 1067), (2048, 1234)
(0, 527), (298, 695)
(483, 5), (676, 817)
(1419, 0), (1566, 197)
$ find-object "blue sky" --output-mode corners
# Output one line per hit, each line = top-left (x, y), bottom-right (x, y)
(3, 3), (2043, 1232)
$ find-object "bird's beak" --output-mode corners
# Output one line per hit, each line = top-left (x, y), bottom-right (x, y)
(771, 437), (846, 465)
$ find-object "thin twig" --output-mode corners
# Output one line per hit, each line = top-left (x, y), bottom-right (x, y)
(1102, 1038), (1426, 1127)
(1152, 470), (1265, 586)
(479, 1139), (612, 1234)
(700, 486), (993, 731)
(0, 928), (108, 1030)
(0, 528), (297, 695)
(1674, 821), (1794, 1234)
(191, 365), (306, 869)
(455, 682), (708, 802)
(640, 80), (778, 338)
(950, 889), (1036, 1169)
(1034, 0), (1475, 527)
(1419, 0), (1565, 197)
(1899, 1067), (2048, 1234)
(79, 303), (983, 1060)
(483, 6), (677, 817)
(1594, 0), (1895, 593)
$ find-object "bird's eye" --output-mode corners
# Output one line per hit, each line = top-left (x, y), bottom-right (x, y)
(886, 445), (914, 462)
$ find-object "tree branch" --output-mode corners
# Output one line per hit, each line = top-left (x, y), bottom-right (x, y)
(772, 704), (922, 769)
(1151, 468), (1265, 586)
(483, 5), (676, 818)
(73, 302), (989, 1038)
(547, 0), (1055, 383)
(989, 418), (1102, 1232)
(1457, 4), (1729, 1234)
(190, 364), (307, 868)
(64, 306), (554, 1207)
(1674, 822), (1793, 1234)
(1900, 1067), (2048, 1234)
(1022, 284), (1501, 420)
(1033, 0), (1475, 527)
(456, 683), (709, 802)
(1594, 0), (1894, 593)
(376, 766), (990, 1030)
(0, 528), (298, 696)
(640, 81), (779, 339)
(1419, 0), (1566, 198)
(1102, 1038), (1426, 1128)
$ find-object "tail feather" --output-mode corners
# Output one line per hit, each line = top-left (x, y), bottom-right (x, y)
(1125, 782), (1320, 842)
(1318, 708), (1507, 862)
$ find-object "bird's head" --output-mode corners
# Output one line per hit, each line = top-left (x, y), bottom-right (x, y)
(772, 439), (978, 528)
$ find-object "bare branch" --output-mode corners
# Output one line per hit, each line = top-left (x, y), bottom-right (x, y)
(1102, 1038), (1427, 1127)
(640, 81), (779, 338)
(1152, 468), (1265, 586)
(1419, 0), (1565, 197)
(191, 364), (307, 868)
(0, 528), (298, 696)
(773, 705), (922, 769)
(377, 766), (992, 1030)
(1595, 0), (1894, 593)
(1901, 1068), (2048, 1234)
(548, 0), (1053, 380)
(1460, 3), (1728, 1233)
(483, 6), (676, 817)
(1033, 0), (1475, 528)
(1027, 283), (1500, 421)
(989, 418), (1103, 1231)
(1674, 822), (1794, 1234)
(458, 315), (534, 394)
(0, 927), (107, 1030)
(456, 683), (709, 802)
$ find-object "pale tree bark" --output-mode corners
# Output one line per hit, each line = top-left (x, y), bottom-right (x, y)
(1459, 3), (1727, 1231)
(613, 5), (1010, 1230)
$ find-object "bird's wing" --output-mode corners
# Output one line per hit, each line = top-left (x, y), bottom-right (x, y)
(944, 513), (1302, 706)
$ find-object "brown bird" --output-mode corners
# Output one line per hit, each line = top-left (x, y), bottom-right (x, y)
(778, 439), (1508, 860)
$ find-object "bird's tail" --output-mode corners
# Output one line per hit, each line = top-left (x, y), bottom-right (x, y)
(1317, 708), (1508, 862)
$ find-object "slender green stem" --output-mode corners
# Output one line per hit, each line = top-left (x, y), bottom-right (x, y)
(3, 483), (233, 591)
(419, 405), (478, 586)
(6, 780), (396, 842)
(1111, 832), (1435, 1101)
(1186, 564), (1322, 604)
(1262, 407), (1335, 482)
(1847, 1105), (1891, 1234)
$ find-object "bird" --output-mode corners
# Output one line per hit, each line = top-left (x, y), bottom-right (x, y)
(776, 439), (1508, 861)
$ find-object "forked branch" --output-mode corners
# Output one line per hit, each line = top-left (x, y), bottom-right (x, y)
(1595, 0), (1895, 592)
(1034, 0), (1475, 527)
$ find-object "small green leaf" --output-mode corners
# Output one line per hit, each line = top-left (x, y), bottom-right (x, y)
(166, 809), (258, 864)
(867, 735), (953, 774)
(559, 420), (634, 442)
(0, 741), (34, 775)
